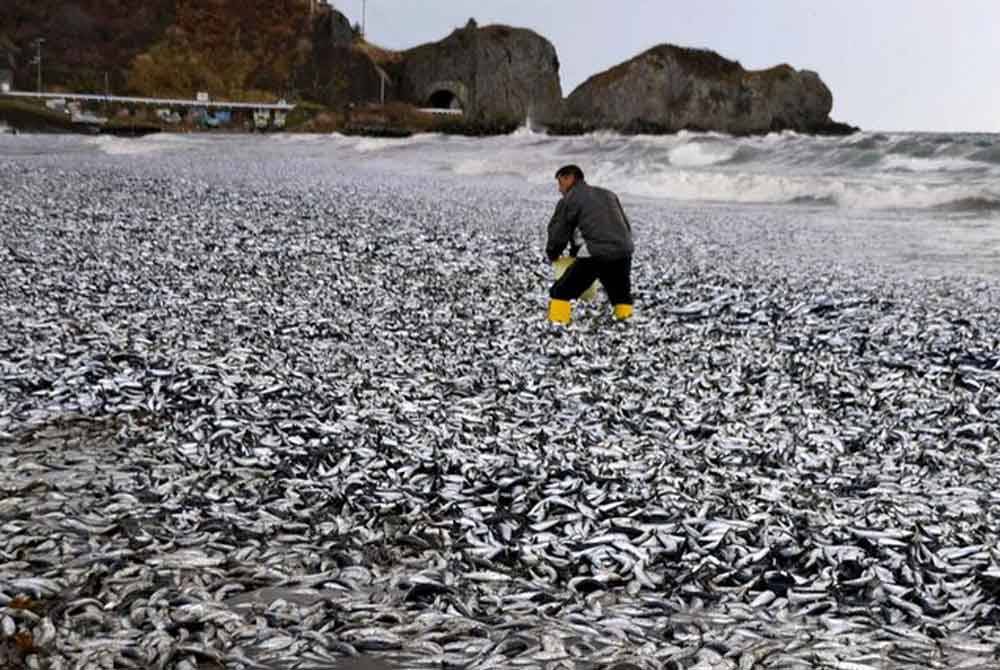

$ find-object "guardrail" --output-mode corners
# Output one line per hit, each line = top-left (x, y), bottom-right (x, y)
(0, 90), (295, 111)
(417, 108), (463, 116)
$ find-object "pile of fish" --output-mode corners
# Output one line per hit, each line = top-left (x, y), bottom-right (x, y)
(2, 143), (1000, 670)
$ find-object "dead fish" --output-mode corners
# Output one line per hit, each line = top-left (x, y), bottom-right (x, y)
(4, 136), (1000, 670)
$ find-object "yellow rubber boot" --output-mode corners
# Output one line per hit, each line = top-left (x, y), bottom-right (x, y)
(548, 299), (572, 325)
(613, 304), (634, 321)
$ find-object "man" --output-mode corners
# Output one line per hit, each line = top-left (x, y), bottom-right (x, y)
(545, 165), (634, 324)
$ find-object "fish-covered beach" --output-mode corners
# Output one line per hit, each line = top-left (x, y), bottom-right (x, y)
(2, 130), (1000, 670)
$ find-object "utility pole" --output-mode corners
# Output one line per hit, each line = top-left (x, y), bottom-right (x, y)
(32, 38), (45, 93)
(362, 0), (366, 38)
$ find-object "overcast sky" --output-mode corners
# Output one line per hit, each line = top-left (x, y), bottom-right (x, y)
(337, 0), (998, 133)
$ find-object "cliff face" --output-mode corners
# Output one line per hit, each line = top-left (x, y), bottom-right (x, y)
(292, 8), (388, 108)
(397, 20), (562, 123)
(565, 45), (837, 134)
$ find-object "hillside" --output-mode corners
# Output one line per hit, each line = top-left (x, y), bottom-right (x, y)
(0, 0), (315, 101)
(1, 0), (175, 94)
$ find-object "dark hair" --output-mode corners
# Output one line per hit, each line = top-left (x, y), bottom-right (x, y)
(555, 164), (585, 181)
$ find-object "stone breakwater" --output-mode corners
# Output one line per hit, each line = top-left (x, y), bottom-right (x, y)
(2, 145), (1000, 670)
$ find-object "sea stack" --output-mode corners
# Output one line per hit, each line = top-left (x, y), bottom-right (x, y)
(564, 44), (851, 135)
(397, 19), (563, 125)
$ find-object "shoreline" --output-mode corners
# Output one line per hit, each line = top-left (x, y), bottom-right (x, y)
(1, 98), (861, 139)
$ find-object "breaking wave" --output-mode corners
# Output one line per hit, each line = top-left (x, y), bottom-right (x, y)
(932, 197), (1000, 213)
(969, 145), (1000, 165)
(497, 129), (1000, 213)
(80, 126), (1000, 214)
(375, 128), (1000, 214)
(88, 133), (209, 156)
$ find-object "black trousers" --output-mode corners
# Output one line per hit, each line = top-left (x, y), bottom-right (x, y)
(550, 256), (633, 305)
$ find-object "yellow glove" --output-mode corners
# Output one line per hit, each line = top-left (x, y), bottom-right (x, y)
(552, 257), (599, 302)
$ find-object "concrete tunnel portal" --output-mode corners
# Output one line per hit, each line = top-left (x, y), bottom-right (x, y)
(427, 88), (463, 111)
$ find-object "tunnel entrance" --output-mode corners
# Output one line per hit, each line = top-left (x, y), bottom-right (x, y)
(427, 89), (462, 110)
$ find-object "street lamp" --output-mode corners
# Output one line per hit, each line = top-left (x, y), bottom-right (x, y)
(31, 38), (45, 94)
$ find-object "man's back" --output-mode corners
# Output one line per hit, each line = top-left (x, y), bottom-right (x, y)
(561, 182), (634, 260)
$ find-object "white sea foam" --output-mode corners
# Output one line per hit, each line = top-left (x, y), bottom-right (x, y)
(89, 133), (204, 156)
(348, 133), (438, 153)
(667, 140), (739, 167)
(78, 126), (1000, 213)
(882, 155), (986, 173)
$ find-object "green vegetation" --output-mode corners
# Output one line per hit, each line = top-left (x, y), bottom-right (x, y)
(102, 117), (163, 136)
(126, 0), (310, 100)
(0, 0), (177, 97)
(2, 0), (312, 102)
(352, 41), (403, 68)
(430, 116), (521, 137)
(284, 101), (329, 131)
(661, 45), (744, 81)
(0, 99), (164, 135)
(280, 101), (528, 137)
(0, 99), (76, 131)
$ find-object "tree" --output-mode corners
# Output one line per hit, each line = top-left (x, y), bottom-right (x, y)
(127, 0), (311, 99)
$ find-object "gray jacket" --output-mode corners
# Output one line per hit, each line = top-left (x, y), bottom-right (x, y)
(546, 181), (634, 262)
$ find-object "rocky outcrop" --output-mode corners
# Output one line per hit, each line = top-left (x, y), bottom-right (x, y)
(564, 44), (845, 135)
(298, 45), (387, 109)
(295, 7), (387, 108)
(325, 7), (356, 48)
(396, 19), (562, 124)
(0, 35), (17, 74)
